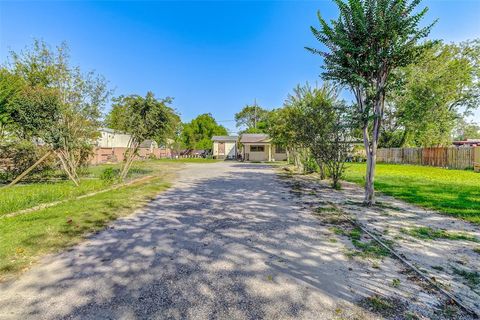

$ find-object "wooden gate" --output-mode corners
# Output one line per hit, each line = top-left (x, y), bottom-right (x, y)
(218, 142), (225, 155)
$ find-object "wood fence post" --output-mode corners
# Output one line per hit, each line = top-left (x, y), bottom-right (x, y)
(474, 146), (480, 173)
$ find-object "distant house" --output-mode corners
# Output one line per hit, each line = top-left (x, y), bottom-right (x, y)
(139, 139), (159, 152)
(239, 133), (287, 162)
(91, 128), (171, 164)
(96, 128), (131, 148)
(453, 139), (480, 147)
(212, 136), (238, 159)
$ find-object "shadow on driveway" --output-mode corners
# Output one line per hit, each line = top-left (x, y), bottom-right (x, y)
(0, 163), (400, 319)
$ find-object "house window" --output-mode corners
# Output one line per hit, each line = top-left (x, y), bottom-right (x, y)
(275, 145), (286, 153)
(250, 145), (265, 152)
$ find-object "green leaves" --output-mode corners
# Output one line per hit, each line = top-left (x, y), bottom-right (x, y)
(234, 104), (269, 133)
(109, 92), (179, 147)
(309, 0), (435, 89)
(181, 113), (228, 150)
(384, 40), (480, 147)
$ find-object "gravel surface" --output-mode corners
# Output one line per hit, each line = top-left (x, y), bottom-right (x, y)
(0, 162), (463, 319)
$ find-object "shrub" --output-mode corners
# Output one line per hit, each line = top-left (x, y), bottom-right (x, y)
(100, 167), (119, 183)
(302, 156), (319, 174)
(0, 139), (57, 183)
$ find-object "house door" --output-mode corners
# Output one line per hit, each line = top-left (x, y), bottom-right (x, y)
(218, 142), (225, 154)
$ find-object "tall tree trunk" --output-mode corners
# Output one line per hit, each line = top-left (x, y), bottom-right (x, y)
(364, 146), (376, 205)
(363, 90), (384, 205)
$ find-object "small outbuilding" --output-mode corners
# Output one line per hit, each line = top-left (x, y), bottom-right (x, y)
(239, 133), (287, 162)
(212, 136), (238, 159)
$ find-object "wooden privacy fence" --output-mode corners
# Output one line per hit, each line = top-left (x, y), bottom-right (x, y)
(89, 147), (173, 165)
(377, 147), (479, 170)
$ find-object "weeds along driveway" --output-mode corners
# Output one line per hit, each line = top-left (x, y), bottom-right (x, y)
(0, 162), (463, 319)
(283, 172), (479, 318)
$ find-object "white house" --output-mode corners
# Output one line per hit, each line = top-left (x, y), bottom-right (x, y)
(211, 136), (238, 159)
(96, 128), (132, 148)
(239, 133), (287, 162)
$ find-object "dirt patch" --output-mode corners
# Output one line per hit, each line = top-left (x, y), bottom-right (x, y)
(280, 171), (477, 319)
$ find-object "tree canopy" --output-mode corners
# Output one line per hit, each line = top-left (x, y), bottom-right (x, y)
(381, 40), (480, 147)
(1, 39), (110, 185)
(181, 113), (228, 150)
(308, 0), (434, 205)
(235, 104), (269, 133)
(108, 92), (179, 180)
(268, 83), (353, 187)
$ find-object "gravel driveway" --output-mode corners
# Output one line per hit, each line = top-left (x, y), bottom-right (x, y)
(0, 162), (451, 319)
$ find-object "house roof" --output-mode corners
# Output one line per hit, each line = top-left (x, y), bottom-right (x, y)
(211, 135), (238, 142)
(139, 139), (157, 148)
(453, 139), (480, 146)
(239, 133), (271, 143)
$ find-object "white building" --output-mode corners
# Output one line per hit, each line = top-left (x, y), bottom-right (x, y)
(96, 128), (132, 148)
(211, 136), (238, 160)
(239, 133), (287, 162)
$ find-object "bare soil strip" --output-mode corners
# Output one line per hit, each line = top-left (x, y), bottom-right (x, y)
(281, 169), (480, 318)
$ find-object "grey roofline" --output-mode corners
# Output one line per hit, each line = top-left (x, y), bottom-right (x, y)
(211, 136), (238, 141)
(239, 133), (271, 143)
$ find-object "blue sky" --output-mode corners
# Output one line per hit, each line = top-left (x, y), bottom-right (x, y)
(1, 1), (479, 133)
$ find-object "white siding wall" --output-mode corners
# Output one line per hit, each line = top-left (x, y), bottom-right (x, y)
(243, 144), (287, 161)
(97, 131), (132, 148)
(213, 141), (237, 159)
(244, 144), (268, 161)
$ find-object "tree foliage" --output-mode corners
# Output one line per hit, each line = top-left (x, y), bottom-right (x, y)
(381, 40), (480, 147)
(181, 113), (228, 150)
(2, 40), (111, 185)
(453, 118), (480, 141)
(235, 104), (269, 133)
(308, 0), (434, 204)
(268, 83), (353, 188)
(108, 92), (179, 180)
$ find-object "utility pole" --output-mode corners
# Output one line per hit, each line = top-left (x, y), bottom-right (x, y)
(254, 98), (257, 130)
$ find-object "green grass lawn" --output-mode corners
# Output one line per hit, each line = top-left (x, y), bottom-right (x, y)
(343, 163), (480, 224)
(0, 161), (183, 280)
(0, 160), (184, 216)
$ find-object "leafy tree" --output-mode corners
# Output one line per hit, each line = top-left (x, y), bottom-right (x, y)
(269, 83), (353, 187)
(3, 40), (110, 186)
(235, 104), (269, 133)
(0, 68), (23, 139)
(181, 113), (228, 150)
(109, 92), (179, 180)
(267, 105), (307, 169)
(453, 118), (480, 141)
(308, 0), (435, 205)
(288, 83), (352, 185)
(382, 40), (480, 147)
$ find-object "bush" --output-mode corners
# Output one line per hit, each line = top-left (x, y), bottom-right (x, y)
(302, 156), (319, 174)
(0, 139), (57, 183)
(100, 167), (119, 183)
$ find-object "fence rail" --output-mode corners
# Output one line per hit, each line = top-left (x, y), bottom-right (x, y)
(377, 146), (479, 170)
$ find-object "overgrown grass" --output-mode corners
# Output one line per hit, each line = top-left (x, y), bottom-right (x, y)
(0, 171), (175, 280)
(401, 227), (479, 242)
(343, 163), (480, 224)
(0, 160), (182, 216)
